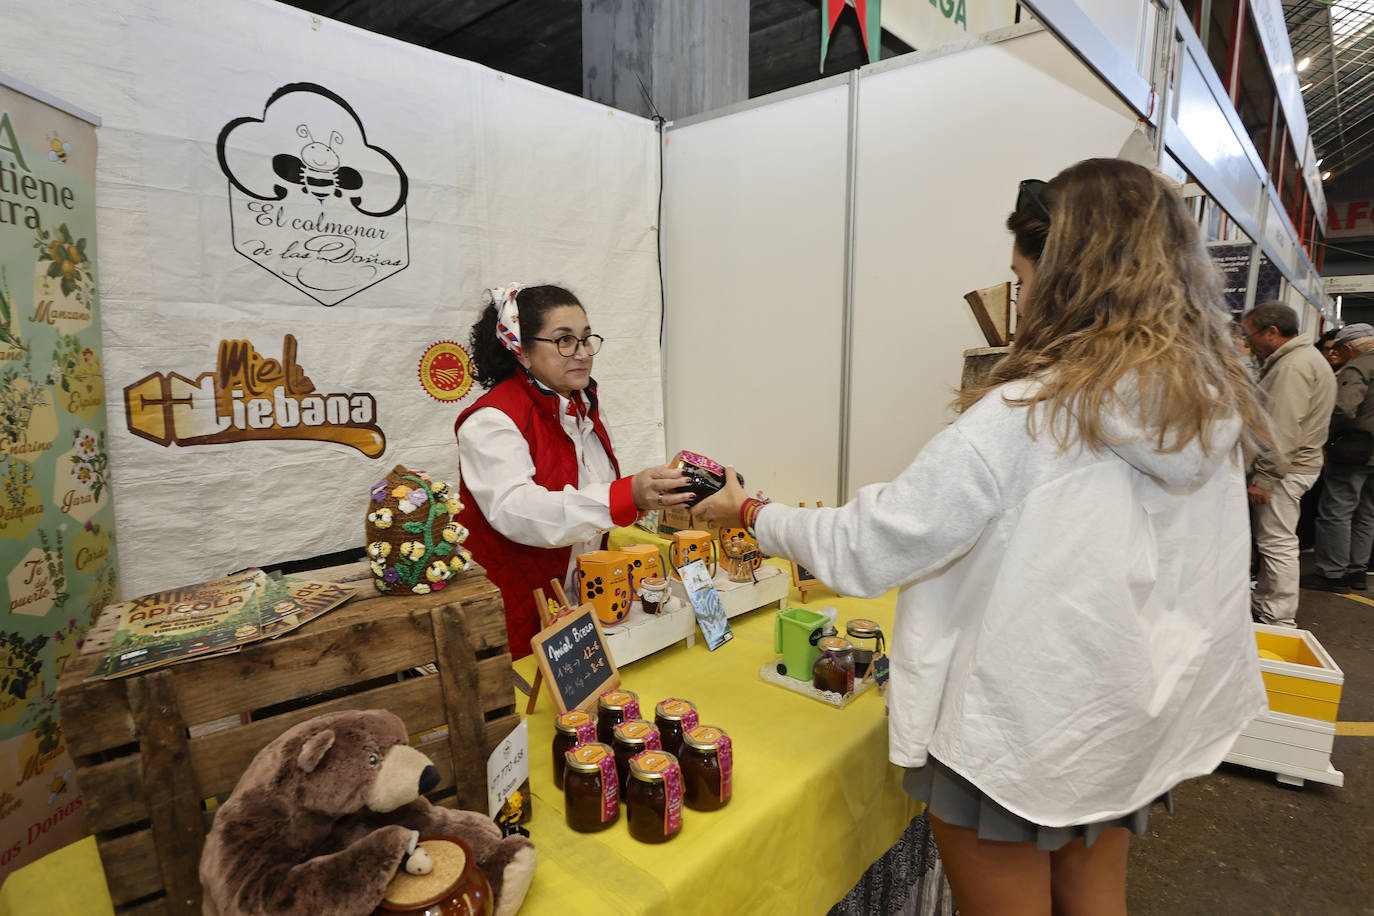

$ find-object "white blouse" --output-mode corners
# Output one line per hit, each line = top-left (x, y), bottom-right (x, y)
(457, 386), (620, 587)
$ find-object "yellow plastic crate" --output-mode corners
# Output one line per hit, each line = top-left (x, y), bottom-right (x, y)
(1254, 624), (1344, 723)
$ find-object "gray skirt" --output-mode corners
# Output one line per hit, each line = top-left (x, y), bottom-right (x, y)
(903, 757), (1173, 853)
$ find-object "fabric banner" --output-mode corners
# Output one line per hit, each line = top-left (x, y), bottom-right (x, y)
(3, 0), (665, 600)
(0, 79), (110, 879)
(881, 0), (1017, 50)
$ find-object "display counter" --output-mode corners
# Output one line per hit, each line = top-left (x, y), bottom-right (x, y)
(513, 558), (918, 914)
(0, 561), (917, 915)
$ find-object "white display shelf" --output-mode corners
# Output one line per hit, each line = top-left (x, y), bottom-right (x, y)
(602, 564), (790, 667)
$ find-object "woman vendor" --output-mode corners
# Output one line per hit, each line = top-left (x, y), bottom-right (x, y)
(456, 284), (690, 658)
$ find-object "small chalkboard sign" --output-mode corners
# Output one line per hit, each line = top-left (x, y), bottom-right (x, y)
(529, 604), (619, 714)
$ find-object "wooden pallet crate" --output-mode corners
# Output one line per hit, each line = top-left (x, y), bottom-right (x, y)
(55, 561), (517, 915)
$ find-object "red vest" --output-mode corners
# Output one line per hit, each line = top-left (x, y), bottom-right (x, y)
(456, 374), (621, 659)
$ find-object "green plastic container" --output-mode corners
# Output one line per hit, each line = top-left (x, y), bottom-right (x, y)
(773, 606), (830, 681)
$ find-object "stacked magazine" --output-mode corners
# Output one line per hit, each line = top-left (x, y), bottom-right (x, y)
(89, 570), (353, 679)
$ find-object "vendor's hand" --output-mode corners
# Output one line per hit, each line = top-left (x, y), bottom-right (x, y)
(1247, 484), (1270, 505)
(632, 464), (692, 512)
(692, 465), (748, 528)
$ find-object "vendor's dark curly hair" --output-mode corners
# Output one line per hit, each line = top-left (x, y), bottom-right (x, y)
(469, 285), (584, 389)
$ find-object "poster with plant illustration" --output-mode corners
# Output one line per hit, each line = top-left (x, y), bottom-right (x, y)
(0, 80), (114, 877)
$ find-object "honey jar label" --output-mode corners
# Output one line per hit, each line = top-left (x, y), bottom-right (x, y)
(846, 668), (854, 695)
(662, 761), (683, 835)
(601, 690), (640, 722)
(618, 719), (661, 750)
(598, 754), (619, 821)
(558, 710), (596, 745)
(717, 734), (733, 802)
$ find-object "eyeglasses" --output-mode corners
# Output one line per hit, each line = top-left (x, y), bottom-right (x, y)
(1017, 179), (1051, 225)
(527, 333), (604, 357)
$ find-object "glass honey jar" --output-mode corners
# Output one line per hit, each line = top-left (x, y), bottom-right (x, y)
(680, 725), (733, 811)
(653, 697), (699, 758)
(844, 617), (885, 678)
(812, 636), (856, 696)
(552, 710), (596, 790)
(596, 689), (641, 746)
(563, 743), (619, 832)
(625, 750), (684, 844)
(611, 719), (662, 791)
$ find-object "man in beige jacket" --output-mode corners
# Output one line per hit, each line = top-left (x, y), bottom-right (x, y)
(1243, 304), (1337, 626)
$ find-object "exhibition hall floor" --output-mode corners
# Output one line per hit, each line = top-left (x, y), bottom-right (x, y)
(1126, 560), (1372, 915)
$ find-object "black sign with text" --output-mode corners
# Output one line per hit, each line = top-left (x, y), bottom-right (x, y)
(530, 605), (619, 714)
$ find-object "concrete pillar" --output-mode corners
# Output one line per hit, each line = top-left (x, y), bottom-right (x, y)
(583, 0), (749, 121)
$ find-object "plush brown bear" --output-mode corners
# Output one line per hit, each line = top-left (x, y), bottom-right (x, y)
(199, 709), (535, 916)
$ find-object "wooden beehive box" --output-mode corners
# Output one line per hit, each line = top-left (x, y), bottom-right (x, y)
(55, 561), (517, 915)
(1223, 623), (1345, 788)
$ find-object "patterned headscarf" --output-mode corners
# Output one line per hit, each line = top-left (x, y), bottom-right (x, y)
(489, 284), (524, 357)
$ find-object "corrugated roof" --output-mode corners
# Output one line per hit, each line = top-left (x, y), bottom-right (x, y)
(1286, 0), (1374, 178)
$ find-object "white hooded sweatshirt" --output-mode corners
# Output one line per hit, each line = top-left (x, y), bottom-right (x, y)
(756, 378), (1266, 827)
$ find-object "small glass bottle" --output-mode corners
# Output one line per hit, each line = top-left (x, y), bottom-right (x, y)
(653, 697), (699, 758)
(611, 719), (662, 791)
(844, 617), (885, 678)
(625, 750), (684, 844)
(680, 725), (733, 811)
(596, 689), (641, 746)
(563, 743), (620, 833)
(812, 636), (856, 696)
(552, 709), (596, 790)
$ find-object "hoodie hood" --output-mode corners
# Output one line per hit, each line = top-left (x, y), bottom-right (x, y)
(1100, 396), (1243, 488)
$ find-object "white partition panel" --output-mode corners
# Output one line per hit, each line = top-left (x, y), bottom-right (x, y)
(663, 86), (850, 504)
(846, 29), (1137, 494)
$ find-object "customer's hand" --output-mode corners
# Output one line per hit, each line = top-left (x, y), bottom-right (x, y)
(692, 465), (747, 528)
(1246, 484), (1270, 505)
(632, 464), (692, 512)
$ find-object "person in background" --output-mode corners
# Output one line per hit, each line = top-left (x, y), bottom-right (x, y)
(694, 159), (1269, 916)
(1318, 327), (1346, 371)
(1242, 303), (1335, 625)
(1303, 323), (1374, 593)
(456, 284), (689, 657)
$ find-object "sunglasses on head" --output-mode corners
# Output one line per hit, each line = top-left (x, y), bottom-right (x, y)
(1017, 179), (1051, 225)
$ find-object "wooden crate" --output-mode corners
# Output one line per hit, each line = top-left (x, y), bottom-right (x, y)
(55, 561), (518, 915)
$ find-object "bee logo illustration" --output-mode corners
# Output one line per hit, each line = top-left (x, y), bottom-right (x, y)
(47, 134), (70, 164)
(48, 769), (73, 804)
(272, 124), (363, 201)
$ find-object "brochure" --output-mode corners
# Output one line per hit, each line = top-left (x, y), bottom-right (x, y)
(89, 570), (352, 679)
(678, 559), (732, 651)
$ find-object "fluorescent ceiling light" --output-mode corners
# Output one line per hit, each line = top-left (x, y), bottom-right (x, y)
(1322, 170), (1332, 180)
(1297, 56), (1311, 71)
(1301, 82), (1313, 91)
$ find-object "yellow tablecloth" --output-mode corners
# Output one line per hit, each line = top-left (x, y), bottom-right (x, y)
(0, 558), (914, 916)
(515, 556), (916, 915)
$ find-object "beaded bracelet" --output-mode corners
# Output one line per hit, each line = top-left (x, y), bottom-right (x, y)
(740, 496), (771, 537)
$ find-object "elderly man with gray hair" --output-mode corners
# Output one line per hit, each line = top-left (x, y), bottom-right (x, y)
(1303, 322), (1374, 597)
(1243, 304), (1336, 625)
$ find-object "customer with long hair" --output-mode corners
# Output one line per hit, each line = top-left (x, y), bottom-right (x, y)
(694, 159), (1269, 915)
(456, 284), (689, 657)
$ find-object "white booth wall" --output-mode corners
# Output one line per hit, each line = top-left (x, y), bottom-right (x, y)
(664, 25), (1140, 502)
(1, 0), (665, 595)
(661, 85), (851, 505)
(848, 29), (1139, 491)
